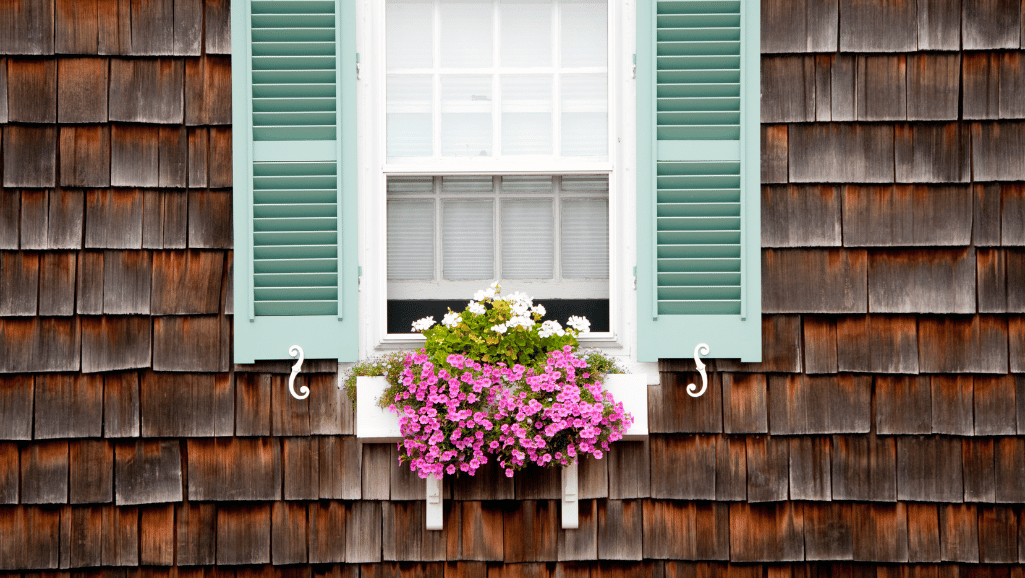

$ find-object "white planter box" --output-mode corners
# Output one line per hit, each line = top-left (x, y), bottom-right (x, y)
(601, 373), (649, 440)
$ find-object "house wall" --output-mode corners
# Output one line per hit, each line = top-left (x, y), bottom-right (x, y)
(0, 0), (1024, 575)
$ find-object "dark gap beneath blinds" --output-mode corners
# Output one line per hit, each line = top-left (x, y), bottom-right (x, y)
(388, 300), (610, 335)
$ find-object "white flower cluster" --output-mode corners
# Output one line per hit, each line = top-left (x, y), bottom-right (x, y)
(567, 315), (590, 334)
(538, 320), (565, 338)
(508, 315), (534, 329)
(467, 301), (486, 314)
(442, 312), (462, 328)
(411, 316), (436, 332)
(473, 281), (500, 302)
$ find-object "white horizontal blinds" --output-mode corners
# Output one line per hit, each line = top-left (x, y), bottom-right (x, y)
(655, 0), (743, 315)
(561, 176), (609, 279)
(249, 0), (341, 316)
(385, 0), (607, 160)
(501, 199), (555, 278)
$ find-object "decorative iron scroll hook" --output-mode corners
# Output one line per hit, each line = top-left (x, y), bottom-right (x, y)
(288, 345), (309, 400)
(687, 343), (710, 398)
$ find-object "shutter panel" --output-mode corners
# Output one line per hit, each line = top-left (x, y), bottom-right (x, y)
(636, 0), (761, 362)
(232, 0), (358, 363)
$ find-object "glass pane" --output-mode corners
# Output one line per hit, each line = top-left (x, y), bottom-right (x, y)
(561, 0), (607, 68)
(561, 198), (608, 279)
(388, 200), (435, 280)
(440, 2), (493, 68)
(386, 1), (433, 69)
(387, 175), (434, 195)
(501, 175), (553, 194)
(441, 75), (493, 157)
(561, 74), (607, 157)
(501, 75), (552, 155)
(502, 199), (554, 279)
(442, 175), (493, 195)
(387, 75), (434, 158)
(500, 0), (553, 67)
(443, 200), (494, 280)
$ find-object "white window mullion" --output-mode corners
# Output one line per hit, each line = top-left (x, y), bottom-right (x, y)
(553, 175), (563, 282)
(493, 176), (502, 283)
(432, 0), (442, 160)
(552, 2), (562, 160)
(492, 0), (501, 159)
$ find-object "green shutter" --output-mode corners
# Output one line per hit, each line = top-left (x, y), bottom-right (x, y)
(636, 0), (761, 362)
(232, 0), (358, 363)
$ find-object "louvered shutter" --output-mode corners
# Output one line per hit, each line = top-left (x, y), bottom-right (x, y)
(232, 0), (358, 363)
(636, 0), (761, 362)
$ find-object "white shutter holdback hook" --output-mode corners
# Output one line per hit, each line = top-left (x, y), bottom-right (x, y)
(687, 343), (710, 398)
(289, 345), (309, 400)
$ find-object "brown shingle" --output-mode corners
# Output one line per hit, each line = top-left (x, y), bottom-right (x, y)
(447, 501), (504, 561)
(114, 440), (182, 505)
(85, 189), (144, 249)
(978, 506), (1019, 563)
(714, 434), (746, 501)
(19, 190), (47, 249)
(382, 501), (446, 562)
(895, 124), (971, 183)
(176, 502), (216, 566)
(185, 56), (232, 125)
(102, 504), (138, 566)
(127, 0), (175, 55)
(47, 189), (85, 249)
(974, 375), (1017, 435)
(217, 504), (272, 566)
(152, 315), (229, 372)
(1008, 250), (1025, 311)
(963, 0), (1021, 49)
(2, 125), (57, 187)
(906, 54), (960, 120)
(963, 53), (1000, 119)
(789, 124), (894, 183)
(150, 250), (224, 314)
(0, 317), (81, 373)
(139, 503), (175, 565)
(140, 371), (233, 437)
(919, 316), (1008, 373)
(34, 373), (103, 438)
(647, 371), (722, 433)
(974, 183), (1002, 247)
(868, 248), (976, 313)
(188, 190), (233, 248)
(876, 376), (932, 434)
(608, 440), (650, 499)
(907, 503), (941, 562)
(761, 185), (842, 248)
(763, 249), (868, 313)
(830, 55), (857, 121)
(1012, 318), (1025, 374)
(310, 373), (352, 435)
(0, 251), (39, 316)
(896, 436), (963, 502)
(963, 438), (996, 503)
(917, 0), (962, 50)
(451, 456), (515, 500)
(999, 52), (1025, 119)
(761, 56), (815, 122)
(789, 437), (831, 501)
(358, 443), (389, 500)
(57, 58), (108, 122)
(273, 373), (315, 437)
(803, 503), (853, 561)
(515, 463), (560, 500)
(283, 437), (319, 500)
(0, 191), (17, 249)
(978, 248), (1007, 312)
(832, 433), (897, 501)
(722, 373), (768, 434)
(103, 250), (151, 314)
(813, 55), (833, 121)
(972, 122), (1025, 182)
(746, 435), (789, 502)
(188, 127), (209, 188)
(187, 438), (281, 501)
(558, 500), (597, 561)
(0, 375), (33, 439)
(234, 372), (271, 436)
(856, 55), (907, 121)
(994, 437), (1025, 503)
(939, 504), (979, 562)
(0, 506), (60, 570)
(111, 125), (160, 187)
(852, 503), (909, 562)
(838, 0), (917, 52)
(6, 58), (55, 122)
(761, 125), (788, 184)
(309, 501), (346, 563)
(173, 0), (202, 56)
(55, 0), (102, 54)
(729, 502), (804, 562)
(650, 435), (715, 500)
(768, 374), (872, 434)
(836, 315), (919, 373)
(142, 190), (188, 249)
(931, 375), (974, 435)
(61, 505), (103, 568)
(69, 441), (112, 504)
(75, 250), (103, 313)
(272, 501), (308, 564)
(0, 0), (54, 55)
(104, 372), (140, 438)
(761, 0), (809, 53)
(80, 315), (151, 373)
(642, 501), (728, 560)
(60, 125), (111, 187)
(1003, 184), (1025, 245)
(159, 126), (187, 187)
(579, 453), (609, 499)
(596, 500), (641, 561)
(210, 126), (233, 188)
(206, 0), (231, 55)
(803, 316), (838, 374)
(21, 441), (68, 504)
(347, 501), (383, 563)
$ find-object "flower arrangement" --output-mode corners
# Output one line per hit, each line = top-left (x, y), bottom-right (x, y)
(358, 283), (634, 479)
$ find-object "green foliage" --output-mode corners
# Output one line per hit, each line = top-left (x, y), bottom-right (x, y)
(580, 349), (626, 379)
(340, 352), (407, 410)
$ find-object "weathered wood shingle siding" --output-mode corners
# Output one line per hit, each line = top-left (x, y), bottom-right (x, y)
(0, 0), (1024, 574)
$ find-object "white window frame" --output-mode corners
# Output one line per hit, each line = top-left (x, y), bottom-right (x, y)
(353, 0), (655, 380)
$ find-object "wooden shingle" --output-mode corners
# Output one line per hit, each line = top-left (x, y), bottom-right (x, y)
(803, 502), (853, 561)
(760, 0), (808, 53)
(159, 126), (188, 187)
(60, 125), (111, 187)
(608, 440), (650, 499)
(152, 315), (230, 372)
(347, 501), (383, 563)
(761, 185), (841, 248)
(558, 500), (597, 561)
(770, 374), (871, 435)
(283, 437), (319, 500)
(939, 504), (979, 562)
(57, 58), (108, 123)
(1008, 250), (1025, 311)
(188, 128), (209, 187)
(62, 505), (104, 568)
(0, 317), (81, 373)
(917, 0), (962, 50)
(0, 191), (17, 249)
(80, 316), (151, 373)
(876, 376), (932, 435)
(0, 0), (54, 54)
(994, 437), (1025, 503)
(310, 373), (352, 435)
(140, 371), (233, 437)
(868, 248), (975, 313)
(895, 124), (971, 183)
(963, 0), (1021, 49)
(1003, 184), (1025, 245)
(715, 434), (747, 501)
(54, 0), (101, 54)
(974, 375), (1017, 435)
(19, 190), (48, 249)
(650, 435), (715, 500)
(856, 55), (906, 121)
(34, 373), (103, 439)
(906, 503), (941, 562)
(714, 316), (800, 372)
(977, 248), (1007, 312)
(361, 443), (391, 500)
(127, 0), (175, 55)
(188, 190), (233, 248)
(173, 0), (202, 56)
(830, 55), (857, 121)
(763, 249), (867, 313)
(0, 58), (5, 122)
(142, 190), (189, 249)
(309, 501), (346, 563)
(596, 500), (641, 561)
(2, 126), (57, 187)
(831, 434), (897, 501)
(838, 0), (917, 52)
(999, 52), (1025, 119)
(515, 464), (561, 500)
(139, 503), (175, 565)
(977, 506), (1019, 563)
(930, 375), (973, 435)
(47, 189), (85, 249)
(85, 189), (144, 248)
(642, 501), (728, 560)
(272, 501), (308, 564)
(789, 437), (831, 501)
(906, 54), (960, 121)
(647, 372), (722, 433)
(813, 55), (833, 121)
(176, 502), (217, 566)
(104, 372), (140, 437)
(761, 56), (815, 123)
(722, 373), (767, 433)
(0, 375), (32, 439)
(185, 56), (232, 125)
(111, 125), (160, 187)
(761, 125), (788, 184)
(579, 453), (609, 499)
(0, 506), (60, 570)
(972, 122), (1025, 182)
(210, 126), (234, 187)
(963, 53), (1000, 120)
(919, 316), (1008, 373)
(75, 250), (103, 313)
(852, 503), (909, 562)
(21, 441), (68, 504)
(447, 501), (504, 561)
(963, 438), (996, 503)
(150, 250), (225, 315)
(836, 315), (919, 373)
(729, 502), (804, 562)
(746, 436), (789, 502)
(101, 505), (138, 566)
(1013, 319), (1025, 374)
(382, 501), (446, 562)
(217, 504), (272, 566)
(974, 183), (1003, 247)
(234, 372), (271, 435)
(803, 316), (837, 374)
(6, 58), (56, 122)
(272, 372), (313, 436)
(114, 440), (182, 505)
(319, 436), (362, 500)
(206, 0), (232, 55)
(789, 124), (894, 183)
(103, 250), (151, 314)
(0, 251), (39, 316)
(187, 438), (281, 501)
(896, 436), (963, 503)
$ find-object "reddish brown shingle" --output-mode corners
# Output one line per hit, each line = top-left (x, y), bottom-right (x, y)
(176, 502), (216, 566)
(446, 501), (504, 562)
(0, 317), (81, 373)
(789, 437), (831, 501)
(113, 440), (182, 505)
(832, 434), (897, 502)
(0, 375), (32, 438)
(746, 436), (789, 503)
(38, 252), (76, 316)
(906, 54), (961, 120)
(836, 315), (920, 373)
(185, 56), (232, 125)
(722, 374), (768, 434)
(764, 249), (868, 313)
(21, 441), (69, 504)
(729, 502), (804, 562)
(856, 55), (907, 121)
(69, 440), (113, 504)
(607, 440), (650, 500)
(57, 58), (108, 122)
(272, 501), (308, 565)
(762, 185), (842, 248)
(643, 501), (729, 560)
(918, 316), (1009, 373)
(34, 373), (103, 439)
(962, 0), (1021, 49)
(205, 0), (231, 55)
(895, 124), (972, 183)
(80, 315), (152, 373)
(907, 503), (941, 563)
(647, 371), (722, 433)
(140, 371), (233, 437)
(931, 375), (974, 435)
(789, 124), (894, 183)
(382, 501), (447, 562)
(761, 125), (789, 184)
(852, 503), (909, 562)
(150, 250), (224, 315)
(0, 506), (60, 570)
(139, 503), (175, 565)
(896, 436), (964, 503)
(151, 315), (229, 372)
(803, 502), (853, 561)
(0, 442), (17, 504)
(188, 189), (233, 248)
(187, 438), (281, 501)
(2, 125), (57, 187)
(649, 435), (715, 500)
(839, 0), (917, 52)
(6, 59), (55, 122)
(940, 504), (979, 562)
(217, 504), (272, 566)
(0, 251), (39, 316)
(84, 190), (144, 249)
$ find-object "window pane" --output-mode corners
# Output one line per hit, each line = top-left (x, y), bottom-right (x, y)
(500, 0), (552, 67)
(442, 175), (493, 195)
(388, 199), (435, 280)
(441, 75), (493, 156)
(440, 2), (492, 68)
(561, 0), (606, 67)
(500, 175), (552, 194)
(387, 1), (433, 69)
(502, 199), (554, 279)
(443, 200), (494, 280)
(387, 75), (434, 158)
(561, 74), (607, 157)
(561, 198), (608, 279)
(501, 75), (552, 155)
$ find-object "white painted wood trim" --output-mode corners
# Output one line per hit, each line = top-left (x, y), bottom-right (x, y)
(562, 461), (579, 529)
(355, 376), (402, 442)
(601, 373), (649, 440)
(426, 474), (444, 530)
